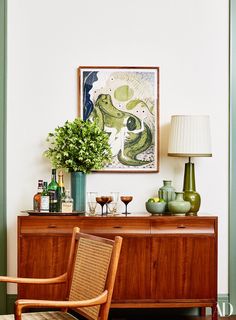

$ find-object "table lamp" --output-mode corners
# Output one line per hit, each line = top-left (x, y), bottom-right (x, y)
(168, 115), (212, 215)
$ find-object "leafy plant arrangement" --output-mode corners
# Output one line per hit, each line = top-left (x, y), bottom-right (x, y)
(44, 118), (112, 173)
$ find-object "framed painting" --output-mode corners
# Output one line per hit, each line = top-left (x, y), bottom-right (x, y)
(78, 66), (159, 172)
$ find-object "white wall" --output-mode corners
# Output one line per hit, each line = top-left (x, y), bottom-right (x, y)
(7, 0), (229, 294)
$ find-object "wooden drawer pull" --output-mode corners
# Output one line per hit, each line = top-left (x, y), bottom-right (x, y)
(177, 224), (186, 228)
(113, 226), (122, 229)
(48, 224), (57, 228)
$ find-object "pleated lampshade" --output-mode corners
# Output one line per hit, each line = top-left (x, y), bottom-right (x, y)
(168, 115), (212, 157)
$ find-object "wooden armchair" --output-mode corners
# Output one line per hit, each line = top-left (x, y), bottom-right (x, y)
(0, 227), (122, 320)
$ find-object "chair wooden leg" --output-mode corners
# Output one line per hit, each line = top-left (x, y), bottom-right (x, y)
(14, 304), (22, 320)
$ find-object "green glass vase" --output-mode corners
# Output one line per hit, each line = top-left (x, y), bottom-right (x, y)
(71, 172), (86, 212)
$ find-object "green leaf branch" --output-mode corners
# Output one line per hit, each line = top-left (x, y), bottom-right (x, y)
(44, 118), (112, 173)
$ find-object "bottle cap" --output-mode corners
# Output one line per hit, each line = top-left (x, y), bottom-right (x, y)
(38, 180), (43, 187)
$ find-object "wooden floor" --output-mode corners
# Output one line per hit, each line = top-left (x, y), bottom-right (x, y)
(109, 310), (236, 320)
(108, 305), (235, 320)
(110, 317), (236, 320)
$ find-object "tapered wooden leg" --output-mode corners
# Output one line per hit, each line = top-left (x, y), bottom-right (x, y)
(212, 303), (218, 320)
(200, 307), (206, 316)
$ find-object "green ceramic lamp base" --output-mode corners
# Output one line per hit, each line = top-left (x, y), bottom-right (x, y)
(184, 191), (201, 215)
(183, 158), (201, 215)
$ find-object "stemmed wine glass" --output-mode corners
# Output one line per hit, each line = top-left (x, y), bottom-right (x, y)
(96, 196), (110, 216)
(120, 196), (133, 215)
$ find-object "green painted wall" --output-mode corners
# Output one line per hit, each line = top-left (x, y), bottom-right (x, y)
(230, 0), (236, 313)
(6, 295), (16, 314)
(0, 0), (6, 314)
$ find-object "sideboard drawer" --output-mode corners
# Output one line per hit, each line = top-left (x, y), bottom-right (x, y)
(151, 217), (215, 235)
(19, 217), (83, 234)
(19, 216), (150, 235)
(80, 218), (150, 235)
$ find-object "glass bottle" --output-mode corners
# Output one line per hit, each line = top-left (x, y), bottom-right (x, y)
(40, 182), (50, 213)
(33, 180), (43, 212)
(48, 169), (59, 212)
(61, 190), (74, 213)
(58, 170), (65, 212)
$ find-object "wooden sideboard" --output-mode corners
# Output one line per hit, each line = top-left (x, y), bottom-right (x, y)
(17, 214), (218, 319)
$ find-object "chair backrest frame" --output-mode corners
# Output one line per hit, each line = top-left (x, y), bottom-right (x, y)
(64, 227), (122, 320)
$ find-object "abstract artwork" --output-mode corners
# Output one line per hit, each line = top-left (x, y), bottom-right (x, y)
(78, 66), (159, 172)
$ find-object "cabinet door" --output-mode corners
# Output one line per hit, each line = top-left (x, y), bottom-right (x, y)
(18, 234), (71, 299)
(112, 236), (151, 301)
(151, 236), (216, 300)
(80, 218), (151, 302)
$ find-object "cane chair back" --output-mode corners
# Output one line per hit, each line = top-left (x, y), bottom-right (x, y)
(68, 234), (116, 320)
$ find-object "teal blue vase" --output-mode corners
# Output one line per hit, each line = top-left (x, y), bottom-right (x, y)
(71, 172), (86, 212)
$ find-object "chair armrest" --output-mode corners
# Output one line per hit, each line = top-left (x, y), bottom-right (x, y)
(0, 273), (67, 284)
(15, 290), (108, 314)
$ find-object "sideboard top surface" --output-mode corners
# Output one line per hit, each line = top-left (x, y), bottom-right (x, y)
(18, 213), (218, 221)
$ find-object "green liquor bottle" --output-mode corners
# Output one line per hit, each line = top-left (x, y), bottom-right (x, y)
(48, 169), (59, 212)
(40, 182), (50, 212)
(58, 170), (65, 212)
